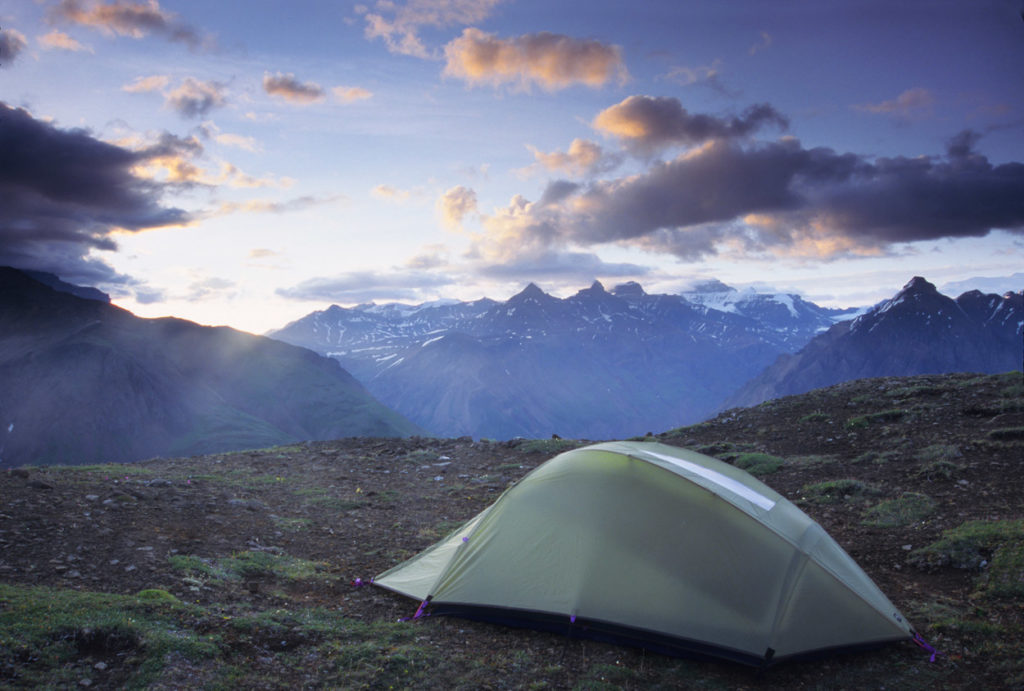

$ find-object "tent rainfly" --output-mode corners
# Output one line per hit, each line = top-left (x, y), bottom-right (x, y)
(374, 441), (915, 666)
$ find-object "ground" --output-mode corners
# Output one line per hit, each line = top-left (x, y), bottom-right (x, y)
(1, 371), (1022, 689)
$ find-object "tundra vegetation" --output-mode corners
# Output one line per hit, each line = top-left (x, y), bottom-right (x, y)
(0, 372), (1021, 688)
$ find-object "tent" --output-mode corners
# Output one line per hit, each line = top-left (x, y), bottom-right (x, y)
(374, 441), (913, 666)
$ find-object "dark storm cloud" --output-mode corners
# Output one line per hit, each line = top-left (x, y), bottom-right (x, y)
(593, 95), (789, 152)
(263, 72), (325, 104)
(497, 131), (1024, 261)
(0, 102), (190, 283)
(50, 0), (211, 51)
(165, 78), (227, 118)
(0, 27), (28, 67)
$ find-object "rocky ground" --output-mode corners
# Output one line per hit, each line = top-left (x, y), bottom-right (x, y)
(1, 371), (1022, 689)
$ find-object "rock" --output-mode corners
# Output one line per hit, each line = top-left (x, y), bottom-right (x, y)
(28, 479), (54, 490)
(93, 662), (108, 671)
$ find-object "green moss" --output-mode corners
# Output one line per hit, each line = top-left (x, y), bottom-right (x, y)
(515, 438), (582, 455)
(800, 478), (881, 504)
(799, 411), (830, 423)
(845, 408), (908, 429)
(909, 519), (1024, 571)
(0, 583), (216, 689)
(988, 427), (1024, 441)
(862, 492), (935, 527)
(851, 450), (901, 465)
(731, 452), (784, 477)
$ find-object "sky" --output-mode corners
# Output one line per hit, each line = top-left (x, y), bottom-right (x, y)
(1, 0), (1023, 334)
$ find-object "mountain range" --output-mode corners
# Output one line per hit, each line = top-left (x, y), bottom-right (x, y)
(0, 267), (421, 467)
(727, 276), (1023, 408)
(269, 280), (857, 439)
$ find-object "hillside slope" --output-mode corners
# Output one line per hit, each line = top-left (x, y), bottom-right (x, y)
(0, 267), (421, 466)
(0, 372), (1021, 688)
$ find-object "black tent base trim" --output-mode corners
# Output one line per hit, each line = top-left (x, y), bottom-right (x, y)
(424, 602), (910, 669)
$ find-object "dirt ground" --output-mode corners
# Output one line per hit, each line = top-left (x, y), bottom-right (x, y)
(1, 371), (1022, 689)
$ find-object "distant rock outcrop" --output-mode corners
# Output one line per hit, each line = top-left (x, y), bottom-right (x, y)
(0, 267), (422, 467)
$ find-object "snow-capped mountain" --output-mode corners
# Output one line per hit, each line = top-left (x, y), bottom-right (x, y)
(268, 280), (857, 439)
(726, 277), (1024, 409)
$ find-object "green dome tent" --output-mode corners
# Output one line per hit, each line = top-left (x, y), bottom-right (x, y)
(374, 441), (914, 666)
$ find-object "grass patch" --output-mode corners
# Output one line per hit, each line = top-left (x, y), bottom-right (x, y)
(786, 454), (838, 467)
(988, 427), (1024, 441)
(271, 516), (313, 532)
(0, 583), (216, 688)
(169, 551), (333, 584)
(845, 409), (908, 429)
(862, 492), (935, 527)
(917, 444), (961, 463)
(515, 438), (582, 455)
(799, 411), (831, 423)
(731, 452), (784, 477)
(303, 496), (366, 511)
(800, 478), (881, 504)
(850, 450), (901, 465)
(909, 519), (1024, 571)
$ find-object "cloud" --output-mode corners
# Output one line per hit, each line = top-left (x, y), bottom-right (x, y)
(277, 269), (455, 303)
(593, 95), (788, 153)
(49, 0), (211, 50)
(0, 102), (190, 284)
(37, 29), (92, 52)
(332, 86), (373, 103)
(263, 72), (325, 104)
(526, 138), (620, 177)
(444, 28), (628, 90)
(469, 122), (1024, 265)
(165, 77), (227, 118)
(476, 250), (648, 282)
(123, 76), (227, 118)
(122, 74), (170, 92)
(372, 184), (412, 201)
(663, 59), (733, 96)
(438, 185), (478, 229)
(210, 194), (343, 217)
(855, 87), (934, 118)
(214, 132), (260, 152)
(749, 31), (772, 55)
(358, 0), (504, 58)
(0, 27), (28, 67)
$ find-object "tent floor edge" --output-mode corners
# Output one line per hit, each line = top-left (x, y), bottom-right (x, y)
(426, 603), (767, 667)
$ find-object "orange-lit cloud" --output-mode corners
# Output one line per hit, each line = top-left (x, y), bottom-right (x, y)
(359, 0), (504, 58)
(438, 185), (478, 230)
(526, 138), (617, 177)
(443, 28), (628, 90)
(593, 95), (787, 152)
(49, 0), (210, 50)
(373, 184), (412, 201)
(333, 86), (373, 103)
(122, 74), (170, 92)
(263, 72), (325, 104)
(37, 29), (92, 52)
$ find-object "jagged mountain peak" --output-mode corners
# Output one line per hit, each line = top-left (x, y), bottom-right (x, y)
(900, 276), (939, 295)
(509, 282), (554, 304)
(611, 281), (646, 298)
(687, 278), (736, 294)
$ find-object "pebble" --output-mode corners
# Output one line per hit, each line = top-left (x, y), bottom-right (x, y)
(93, 662), (108, 671)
